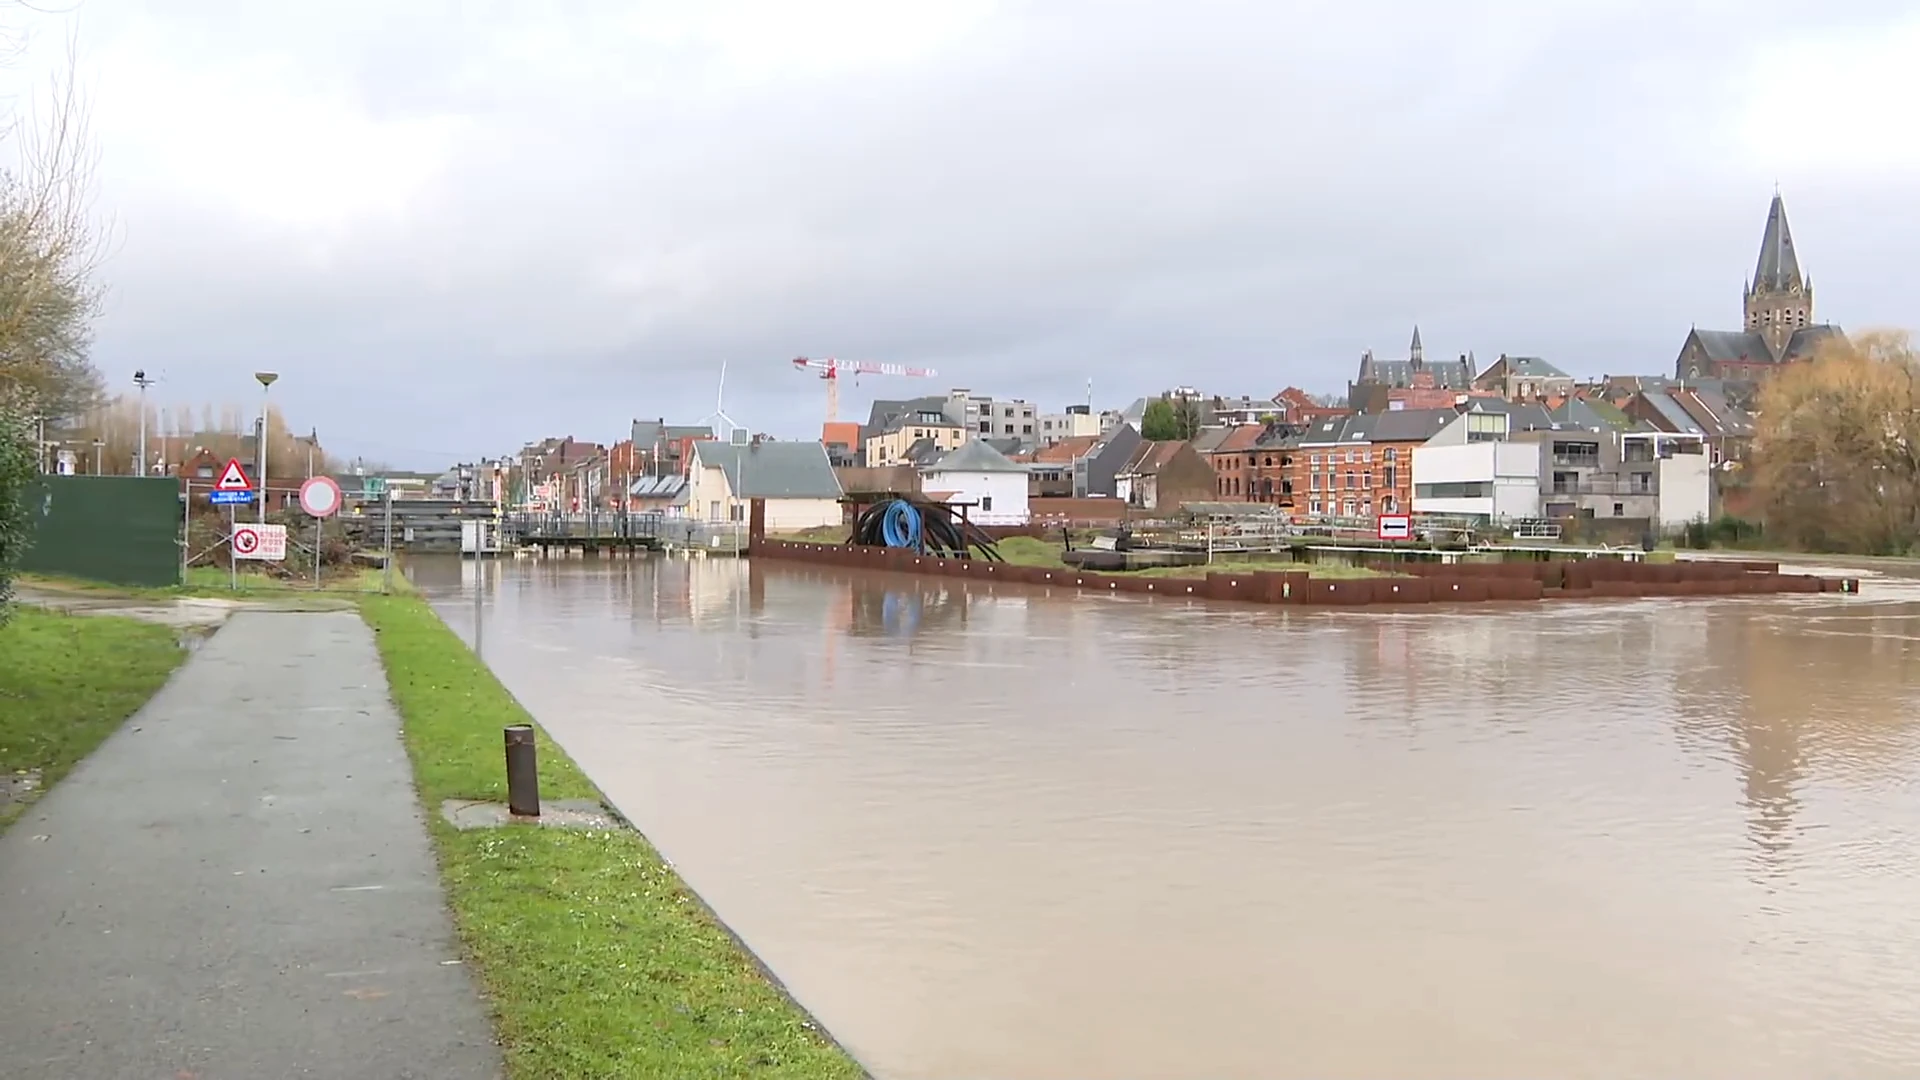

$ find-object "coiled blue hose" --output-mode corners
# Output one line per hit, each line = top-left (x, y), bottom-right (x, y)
(879, 499), (923, 549)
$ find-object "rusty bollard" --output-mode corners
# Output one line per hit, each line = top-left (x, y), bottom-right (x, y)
(504, 724), (541, 818)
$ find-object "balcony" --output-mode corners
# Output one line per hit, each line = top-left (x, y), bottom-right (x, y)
(1549, 477), (1657, 496)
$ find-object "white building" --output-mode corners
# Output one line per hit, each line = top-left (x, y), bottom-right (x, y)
(919, 440), (1030, 525)
(689, 439), (843, 531)
(944, 389), (1039, 449)
(1036, 405), (1102, 447)
(1412, 441), (1543, 521)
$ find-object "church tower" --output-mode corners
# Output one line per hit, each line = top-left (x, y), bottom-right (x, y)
(1744, 193), (1814, 358)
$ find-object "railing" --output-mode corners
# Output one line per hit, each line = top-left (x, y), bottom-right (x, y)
(1548, 479), (1657, 496)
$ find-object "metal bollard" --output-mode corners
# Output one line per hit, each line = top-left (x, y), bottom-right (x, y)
(504, 724), (541, 817)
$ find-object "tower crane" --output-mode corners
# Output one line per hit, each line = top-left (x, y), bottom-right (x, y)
(791, 356), (938, 425)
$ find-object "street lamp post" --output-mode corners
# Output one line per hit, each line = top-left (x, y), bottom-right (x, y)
(255, 371), (278, 521)
(133, 369), (156, 476)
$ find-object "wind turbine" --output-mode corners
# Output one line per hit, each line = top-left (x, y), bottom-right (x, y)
(702, 361), (743, 441)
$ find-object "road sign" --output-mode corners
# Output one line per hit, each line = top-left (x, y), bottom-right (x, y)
(299, 476), (343, 518)
(363, 476), (387, 498)
(209, 489), (252, 506)
(1377, 514), (1413, 541)
(232, 522), (287, 560)
(215, 458), (252, 491)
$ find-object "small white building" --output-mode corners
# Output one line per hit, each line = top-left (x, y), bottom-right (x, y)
(919, 439), (1030, 525)
(689, 439), (843, 531)
(1412, 441), (1543, 522)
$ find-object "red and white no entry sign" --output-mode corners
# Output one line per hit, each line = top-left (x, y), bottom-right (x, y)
(299, 475), (343, 518)
(231, 523), (287, 560)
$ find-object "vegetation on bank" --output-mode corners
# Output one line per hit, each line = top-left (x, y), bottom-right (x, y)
(0, 607), (186, 831)
(991, 534), (1386, 579)
(21, 565), (391, 601)
(359, 593), (865, 1080)
(1752, 330), (1920, 555)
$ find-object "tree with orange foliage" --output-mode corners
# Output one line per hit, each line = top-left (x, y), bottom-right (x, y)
(1752, 330), (1920, 554)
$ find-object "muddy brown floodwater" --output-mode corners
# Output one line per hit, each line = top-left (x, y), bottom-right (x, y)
(415, 555), (1920, 1080)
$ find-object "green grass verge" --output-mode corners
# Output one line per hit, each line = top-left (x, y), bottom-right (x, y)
(358, 593), (866, 1080)
(0, 606), (187, 832)
(22, 566), (392, 601)
(992, 535), (1386, 578)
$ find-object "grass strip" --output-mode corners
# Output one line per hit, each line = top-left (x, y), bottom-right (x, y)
(0, 607), (187, 832)
(358, 593), (866, 1080)
(23, 566), (391, 600)
(992, 534), (1386, 578)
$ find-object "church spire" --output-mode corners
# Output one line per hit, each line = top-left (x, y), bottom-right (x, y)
(1752, 192), (1803, 293)
(1409, 325), (1423, 364)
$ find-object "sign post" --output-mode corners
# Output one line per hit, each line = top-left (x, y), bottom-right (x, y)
(299, 476), (343, 588)
(382, 486), (394, 594)
(212, 458), (255, 590)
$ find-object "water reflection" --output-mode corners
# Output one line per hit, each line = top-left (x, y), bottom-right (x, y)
(416, 554), (1920, 1080)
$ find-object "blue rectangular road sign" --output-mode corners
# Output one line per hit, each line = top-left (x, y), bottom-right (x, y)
(208, 489), (253, 505)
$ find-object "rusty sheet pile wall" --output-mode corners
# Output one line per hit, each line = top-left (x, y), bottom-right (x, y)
(751, 540), (1856, 607)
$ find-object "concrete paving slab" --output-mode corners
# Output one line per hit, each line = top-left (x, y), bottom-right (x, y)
(0, 610), (502, 1080)
(441, 797), (624, 831)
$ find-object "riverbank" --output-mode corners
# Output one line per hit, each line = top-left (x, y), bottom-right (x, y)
(359, 593), (866, 1080)
(0, 607), (187, 832)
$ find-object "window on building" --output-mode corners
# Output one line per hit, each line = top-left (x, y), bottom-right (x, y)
(1310, 473), (1320, 491)
(1613, 502), (1624, 516)
(1022, 424), (1032, 434)
(1309, 500), (1322, 515)
(1384, 465), (1397, 489)
(1343, 499), (1357, 516)
(981, 495), (993, 511)
(1311, 453), (1322, 466)
(1414, 481), (1491, 498)
(979, 421), (991, 433)
(1362, 500), (1372, 516)
(1344, 471), (1355, 489)
(1384, 448), (1397, 462)
(1383, 496), (1396, 512)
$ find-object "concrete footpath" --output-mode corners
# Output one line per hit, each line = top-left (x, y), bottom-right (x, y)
(0, 611), (502, 1080)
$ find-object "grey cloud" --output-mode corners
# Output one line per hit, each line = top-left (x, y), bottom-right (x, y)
(64, 0), (1920, 465)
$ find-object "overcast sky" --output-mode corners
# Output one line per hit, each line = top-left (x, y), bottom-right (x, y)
(6, 0), (1918, 467)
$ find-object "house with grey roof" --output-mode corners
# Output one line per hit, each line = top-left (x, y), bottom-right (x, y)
(1674, 193), (1847, 381)
(1471, 354), (1575, 401)
(688, 438), (844, 531)
(920, 439), (1030, 525)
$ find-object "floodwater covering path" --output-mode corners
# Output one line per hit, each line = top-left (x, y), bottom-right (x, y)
(423, 555), (1920, 1080)
(0, 611), (501, 1080)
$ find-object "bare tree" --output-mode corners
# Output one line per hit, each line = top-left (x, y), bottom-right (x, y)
(1753, 330), (1920, 554)
(0, 30), (105, 420)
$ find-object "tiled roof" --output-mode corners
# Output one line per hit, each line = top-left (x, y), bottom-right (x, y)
(924, 439), (1026, 474)
(1032, 434), (1099, 464)
(692, 440), (843, 499)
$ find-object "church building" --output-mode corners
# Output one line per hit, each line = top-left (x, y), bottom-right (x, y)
(1674, 193), (1845, 381)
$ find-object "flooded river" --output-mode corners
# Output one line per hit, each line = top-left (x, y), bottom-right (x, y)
(417, 555), (1920, 1080)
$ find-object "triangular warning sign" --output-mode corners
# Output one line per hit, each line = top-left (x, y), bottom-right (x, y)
(214, 458), (253, 491)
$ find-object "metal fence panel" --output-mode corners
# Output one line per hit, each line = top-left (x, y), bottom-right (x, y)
(20, 476), (183, 588)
